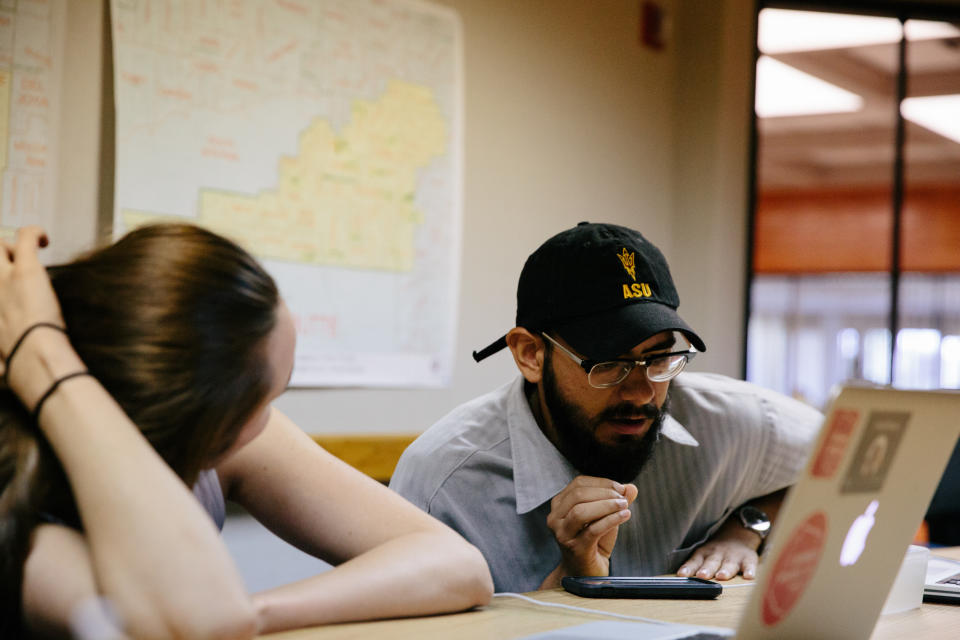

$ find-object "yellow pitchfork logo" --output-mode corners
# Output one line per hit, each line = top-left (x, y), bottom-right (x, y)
(617, 248), (636, 281)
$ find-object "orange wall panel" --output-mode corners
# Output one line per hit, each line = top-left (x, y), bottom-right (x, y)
(754, 185), (960, 274)
(902, 187), (960, 272)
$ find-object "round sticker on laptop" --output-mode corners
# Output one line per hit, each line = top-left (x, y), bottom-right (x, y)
(761, 511), (828, 627)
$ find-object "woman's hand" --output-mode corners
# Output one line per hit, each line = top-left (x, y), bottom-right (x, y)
(0, 226), (69, 401)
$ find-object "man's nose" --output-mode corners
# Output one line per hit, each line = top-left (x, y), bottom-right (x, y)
(616, 365), (656, 404)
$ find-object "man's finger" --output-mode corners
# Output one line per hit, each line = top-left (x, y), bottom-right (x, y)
(578, 508), (631, 545)
(695, 554), (723, 579)
(556, 507), (629, 546)
(571, 476), (629, 491)
(552, 486), (627, 516)
(714, 557), (742, 581)
(555, 498), (628, 539)
(741, 557), (758, 580)
(677, 552), (705, 577)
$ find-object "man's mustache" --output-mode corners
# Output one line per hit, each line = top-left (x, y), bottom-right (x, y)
(600, 402), (661, 422)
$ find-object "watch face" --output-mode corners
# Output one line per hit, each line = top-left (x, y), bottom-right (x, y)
(740, 506), (772, 535)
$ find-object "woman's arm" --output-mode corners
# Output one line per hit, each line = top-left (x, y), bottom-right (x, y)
(2, 228), (256, 639)
(22, 524), (126, 639)
(216, 409), (494, 634)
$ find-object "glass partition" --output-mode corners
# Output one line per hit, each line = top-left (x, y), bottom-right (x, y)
(895, 19), (960, 391)
(748, 8), (960, 409)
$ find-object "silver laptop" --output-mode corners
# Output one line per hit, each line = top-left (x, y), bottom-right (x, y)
(523, 385), (960, 640)
(924, 554), (960, 603)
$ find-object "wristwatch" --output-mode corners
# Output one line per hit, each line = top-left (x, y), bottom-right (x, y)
(737, 505), (771, 548)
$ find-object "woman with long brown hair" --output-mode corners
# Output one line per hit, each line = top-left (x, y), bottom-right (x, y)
(0, 224), (492, 638)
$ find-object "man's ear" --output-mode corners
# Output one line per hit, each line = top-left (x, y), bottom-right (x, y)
(506, 327), (545, 384)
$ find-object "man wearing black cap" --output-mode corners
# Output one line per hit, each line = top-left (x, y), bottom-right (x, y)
(391, 222), (821, 593)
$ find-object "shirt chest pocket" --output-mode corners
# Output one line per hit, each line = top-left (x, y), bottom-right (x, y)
(665, 506), (735, 571)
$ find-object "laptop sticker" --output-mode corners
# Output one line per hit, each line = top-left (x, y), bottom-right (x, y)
(841, 412), (909, 494)
(761, 510), (828, 627)
(812, 409), (860, 479)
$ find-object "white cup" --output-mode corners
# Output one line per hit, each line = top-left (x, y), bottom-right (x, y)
(881, 544), (930, 615)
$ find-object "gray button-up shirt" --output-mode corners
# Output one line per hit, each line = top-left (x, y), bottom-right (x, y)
(390, 372), (822, 593)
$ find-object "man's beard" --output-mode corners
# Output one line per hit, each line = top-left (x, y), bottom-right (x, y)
(541, 351), (668, 483)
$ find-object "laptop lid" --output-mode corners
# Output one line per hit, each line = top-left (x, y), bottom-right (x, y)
(737, 386), (960, 639)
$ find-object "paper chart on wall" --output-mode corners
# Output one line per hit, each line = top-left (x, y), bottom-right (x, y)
(109, 0), (463, 388)
(0, 0), (65, 243)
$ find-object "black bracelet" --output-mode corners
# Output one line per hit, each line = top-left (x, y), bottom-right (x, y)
(2, 322), (67, 387)
(31, 370), (92, 424)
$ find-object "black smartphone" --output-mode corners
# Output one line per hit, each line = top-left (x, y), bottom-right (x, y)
(561, 576), (722, 599)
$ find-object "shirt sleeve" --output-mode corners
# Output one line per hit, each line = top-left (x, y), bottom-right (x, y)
(753, 387), (824, 496)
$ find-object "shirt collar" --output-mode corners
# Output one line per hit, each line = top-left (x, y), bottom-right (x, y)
(661, 414), (700, 447)
(507, 376), (578, 514)
(506, 376), (700, 514)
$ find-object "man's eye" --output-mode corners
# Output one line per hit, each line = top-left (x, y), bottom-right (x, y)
(593, 361), (626, 374)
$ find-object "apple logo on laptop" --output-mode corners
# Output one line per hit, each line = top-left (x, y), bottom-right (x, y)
(840, 500), (879, 567)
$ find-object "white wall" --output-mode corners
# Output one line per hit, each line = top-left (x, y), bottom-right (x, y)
(55, 0), (754, 435)
(670, 0), (755, 381)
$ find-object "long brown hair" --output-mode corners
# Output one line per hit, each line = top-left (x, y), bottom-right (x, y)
(0, 224), (280, 634)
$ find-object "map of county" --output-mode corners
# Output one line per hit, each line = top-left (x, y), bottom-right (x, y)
(111, 0), (462, 387)
(123, 80), (446, 272)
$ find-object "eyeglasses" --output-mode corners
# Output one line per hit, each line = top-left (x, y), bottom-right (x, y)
(542, 332), (696, 388)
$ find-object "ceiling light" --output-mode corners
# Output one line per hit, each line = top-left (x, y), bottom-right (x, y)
(758, 11), (960, 54)
(756, 56), (863, 118)
(901, 95), (960, 145)
(904, 20), (960, 41)
(759, 9), (901, 53)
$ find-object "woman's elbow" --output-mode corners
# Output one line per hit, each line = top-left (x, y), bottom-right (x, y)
(468, 549), (495, 606)
(451, 538), (494, 608)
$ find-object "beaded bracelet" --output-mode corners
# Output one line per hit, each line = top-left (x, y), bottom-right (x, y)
(31, 370), (93, 423)
(2, 322), (68, 388)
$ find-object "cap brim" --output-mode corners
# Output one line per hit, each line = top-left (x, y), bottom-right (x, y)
(554, 302), (706, 360)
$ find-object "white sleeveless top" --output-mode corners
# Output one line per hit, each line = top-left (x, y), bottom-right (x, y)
(192, 469), (226, 531)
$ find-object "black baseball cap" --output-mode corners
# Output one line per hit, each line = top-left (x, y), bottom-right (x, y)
(473, 222), (706, 362)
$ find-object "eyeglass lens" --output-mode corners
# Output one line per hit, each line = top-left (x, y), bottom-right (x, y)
(588, 353), (688, 387)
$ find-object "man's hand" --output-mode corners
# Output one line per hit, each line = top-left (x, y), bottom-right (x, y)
(679, 489), (788, 581)
(539, 476), (638, 589)
(676, 529), (760, 581)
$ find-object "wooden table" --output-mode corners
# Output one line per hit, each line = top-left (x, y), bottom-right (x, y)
(261, 548), (960, 639)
